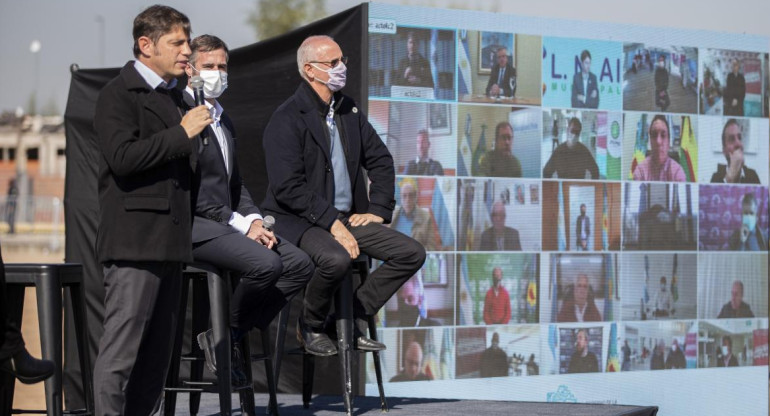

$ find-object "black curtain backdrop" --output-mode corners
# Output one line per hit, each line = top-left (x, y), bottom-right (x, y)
(62, 4), (367, 407)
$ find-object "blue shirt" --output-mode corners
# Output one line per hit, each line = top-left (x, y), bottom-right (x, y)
(326, 100), (352, 212)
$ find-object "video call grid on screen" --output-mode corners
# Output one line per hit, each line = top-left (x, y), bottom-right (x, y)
(365, 3), (768, 414)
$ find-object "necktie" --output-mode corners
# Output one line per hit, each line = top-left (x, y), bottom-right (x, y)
(497, 67), (504, 87)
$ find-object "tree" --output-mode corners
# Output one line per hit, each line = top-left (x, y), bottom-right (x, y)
(247, 0), (327, 41)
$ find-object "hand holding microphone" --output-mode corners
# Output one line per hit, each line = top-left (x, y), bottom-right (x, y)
(247, 215), (278, 249)
(187, 75), (209, 144)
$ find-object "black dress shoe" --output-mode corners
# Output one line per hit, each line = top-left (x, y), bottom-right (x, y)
(196, 329), (249, 386)
(354, 317), (385, 352)
(0, 348), (55, 384)
(324, 317), (386, 352)
(297, 317), (337, 356)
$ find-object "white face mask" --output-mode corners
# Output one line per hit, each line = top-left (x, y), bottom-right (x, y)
(721, 346), (729, 356)
(192, 65), (228, 98)
(312, 61), (347, 92)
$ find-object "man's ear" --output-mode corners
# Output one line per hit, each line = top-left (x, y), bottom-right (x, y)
(137, 36), (154, 58)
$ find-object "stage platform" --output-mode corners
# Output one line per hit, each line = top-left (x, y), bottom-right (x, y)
(168, 393), (658, 415)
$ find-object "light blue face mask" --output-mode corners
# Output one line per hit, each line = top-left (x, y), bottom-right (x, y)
(742, 214), (757, 232)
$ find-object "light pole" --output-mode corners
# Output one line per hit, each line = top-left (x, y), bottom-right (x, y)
(29, 40), (41, 115)
(95, 15), (105, 67)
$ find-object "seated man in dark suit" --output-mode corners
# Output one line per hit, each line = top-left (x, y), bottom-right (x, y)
(710, 119), (761, 184)
(182, 36), (313, 380)
(485, 47), (516, 98)
(403, 130), (444, 176)
(389, 341), (431, 382)
(480, 200), (521, 251)
(262, 35), (425, 356)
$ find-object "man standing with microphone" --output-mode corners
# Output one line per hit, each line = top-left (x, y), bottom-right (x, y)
(182, 35), (313, 380)
(93, 6), (210, 415)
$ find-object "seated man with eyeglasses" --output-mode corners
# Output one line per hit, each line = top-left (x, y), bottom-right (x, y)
(261, 35), (426, 356)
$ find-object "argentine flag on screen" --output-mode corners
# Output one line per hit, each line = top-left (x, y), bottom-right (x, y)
(458, 30), (472, 95)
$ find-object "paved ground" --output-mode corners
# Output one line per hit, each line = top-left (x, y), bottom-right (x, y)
(623, 68), (698, 114)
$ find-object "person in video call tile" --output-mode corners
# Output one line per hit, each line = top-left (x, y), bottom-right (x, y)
(390, 181), (438, 251)
(717, 336), (739, 367)
(652, 276), (673, 318)
(717, 280), (755, 319)
(710, 119), (760, 184)
(654, 55), (670, 112)
(395, 275), (440, 327)
(727, 192), (768, 251)
(483, 267), (511, 325)
(396, 31), (434, 88)
(665, 338), (686, 369)
(724, 59), (746, 116)
(575, 203), (591, 251)
(542, 117), (600, 179)
(390, 341), (431, 382)
(479, 122), (522, 178)
(571, 50), (599, 109)
(650, 340), (665, 370)
(557, 274), (602, 322)
(567, 329), (598, 374)
(486, 47), (517, 98)
(632, 115), (685, 182)
(479, 332), (509, 378)
(480, 201), (521, 251)
(404, 130), (444, 176)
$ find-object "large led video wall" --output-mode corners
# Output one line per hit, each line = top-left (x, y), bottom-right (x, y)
(364, 3), (769, 415)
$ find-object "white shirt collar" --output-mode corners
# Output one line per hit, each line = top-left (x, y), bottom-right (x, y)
(134, 60), (177, 90)
(184, 86), (223, 122)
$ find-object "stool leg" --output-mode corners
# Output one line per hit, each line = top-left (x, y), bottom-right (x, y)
(335, 275), (354, 416)
(163, 276), (189, 416)
(273, 304), (290, 386)
(207, 271), (232, 416)
(1, 285), (24, 415)
(301, 354), (314, 409)
(237, 333), (256, 416)
(189, 276), (209, 416)
(261, 330), (279, 415)
(35, 272), (63, 416)
(367, 316), (388, 412)
(68, 283), (95, 415)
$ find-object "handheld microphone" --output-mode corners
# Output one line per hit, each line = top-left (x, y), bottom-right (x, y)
(190, 75), (208, 145)
(262, 215), (275, 232)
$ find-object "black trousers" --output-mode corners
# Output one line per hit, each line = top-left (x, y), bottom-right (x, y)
(93, 261), (183, 416)
(192, 232), (314, 331)
(299, 221), (426, 328)
(0, 245), (24, 362)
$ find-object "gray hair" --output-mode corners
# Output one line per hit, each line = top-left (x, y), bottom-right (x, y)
(297, 35), (334, 81)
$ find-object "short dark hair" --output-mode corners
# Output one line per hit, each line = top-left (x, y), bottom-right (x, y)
(580, 203), (586, 209)
(742, 192), (757, 208)
(721, 118), (742, 148)
(580, 50), (591, 62)
(568, 117), (582, 134)
(190, 35), (229, 67)
(722, 335), (732, 348)
(132, 5), (191, 58)
(495, 122), (513, 139)
(417, 129), (429, 137)
(648, 114), (670, 138)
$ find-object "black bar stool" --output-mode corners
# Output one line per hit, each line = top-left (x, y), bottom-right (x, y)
(274, 255), (387, 416)
(3, 263), (93, 416)
(163, 264), (279, 416)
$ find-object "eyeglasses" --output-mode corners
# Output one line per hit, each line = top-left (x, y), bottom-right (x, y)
(310, 56), (348, 68)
